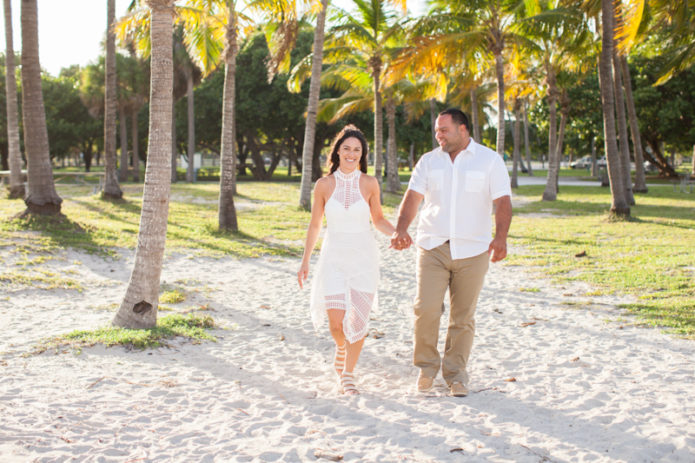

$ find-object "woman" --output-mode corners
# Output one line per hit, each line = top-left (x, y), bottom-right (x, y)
(298, 125), (395, 395)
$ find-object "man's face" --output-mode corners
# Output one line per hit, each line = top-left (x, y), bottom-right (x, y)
(435, 114), (469, 154)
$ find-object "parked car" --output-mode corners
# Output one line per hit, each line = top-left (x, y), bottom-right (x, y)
(644, 160), (658, 173)
(597, 156), (607, 167)
(570, 155), (592, 169)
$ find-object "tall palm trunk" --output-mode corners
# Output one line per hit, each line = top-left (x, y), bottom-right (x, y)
(171, 98), (177, 182)
(131, 108), (140, 181)
(20, 0), (61, 215)
(599, 0), (629, 217)
(119, 107), (129, 181)
(612, 44), (635, 206)
(185, 65), (195, 182)
(113, 0), (175, 329)
(429, 98), (437, 148)
(470, 88), (481, 141)
(494, 52), (505, 155)
(103, 0), (122, 199)
(620, 55), (647, 193)
(511, 99), (521, 188)
(385, 93), (399, 193)
(555, 90), (568, 166)
(523, 99), (532, 176)
(4, 0), (24, 199)
(218, 4), (239, 231)
(298, 0), (329, 210)
(542, 66), (559, 201)
(372, 66), (383, 188)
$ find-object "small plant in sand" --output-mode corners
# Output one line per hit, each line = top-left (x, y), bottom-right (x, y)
(31, 313), (217, 354)
(160, 288), (186, 304)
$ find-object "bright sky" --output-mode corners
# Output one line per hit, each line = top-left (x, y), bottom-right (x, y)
(0, 0), (426, 77)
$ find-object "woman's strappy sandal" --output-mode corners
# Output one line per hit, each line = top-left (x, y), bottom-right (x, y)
(340, 372), (359, 395)
(334, 343), (346, 376)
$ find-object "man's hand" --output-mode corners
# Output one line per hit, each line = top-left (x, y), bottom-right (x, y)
(487, 236), (507, 262)
(390, 229), (412, 250)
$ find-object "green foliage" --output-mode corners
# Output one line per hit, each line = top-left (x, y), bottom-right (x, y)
(34, 313), (217, 353)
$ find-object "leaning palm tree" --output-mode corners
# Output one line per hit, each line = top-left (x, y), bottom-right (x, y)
(113, 0), (175, 329)
(3, 0), (24, 199)
(103, 0), (123, 199)
(20, 0), (62, 215)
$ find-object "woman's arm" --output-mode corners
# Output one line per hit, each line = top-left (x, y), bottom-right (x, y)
(366, 176), (396, 237)
(297, 178), (330, 288)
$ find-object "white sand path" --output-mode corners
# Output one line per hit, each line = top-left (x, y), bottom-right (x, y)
(1, 235), (694, 462)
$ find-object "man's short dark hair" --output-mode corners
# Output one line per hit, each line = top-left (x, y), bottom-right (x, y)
(439, 108), (471, 133)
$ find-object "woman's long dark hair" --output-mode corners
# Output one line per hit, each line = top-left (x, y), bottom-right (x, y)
(327, 124), (369, 175)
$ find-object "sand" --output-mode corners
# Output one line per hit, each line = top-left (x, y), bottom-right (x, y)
(1, 227), (694, 462)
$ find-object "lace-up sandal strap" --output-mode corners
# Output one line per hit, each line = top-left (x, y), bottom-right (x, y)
(340, 372), (359, 395)
(334, 343), (346, 376)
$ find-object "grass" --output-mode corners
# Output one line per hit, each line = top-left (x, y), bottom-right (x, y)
(509, 184), (695, 338)
(32, 313), (217, 354)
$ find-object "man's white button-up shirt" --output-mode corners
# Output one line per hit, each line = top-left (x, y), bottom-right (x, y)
(407, 139), (512, 260)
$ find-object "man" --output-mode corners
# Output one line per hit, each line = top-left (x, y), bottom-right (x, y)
(392, 108), (512, 397)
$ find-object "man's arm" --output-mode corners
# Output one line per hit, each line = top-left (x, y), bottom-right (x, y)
(391, 189), (424, 250)
(488, 195), (512, 262)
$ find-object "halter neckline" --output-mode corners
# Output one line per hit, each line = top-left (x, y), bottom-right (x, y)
(335, 168), (361, 180)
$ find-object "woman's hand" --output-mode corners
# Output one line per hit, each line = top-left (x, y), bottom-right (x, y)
(297, 262), (309, 289)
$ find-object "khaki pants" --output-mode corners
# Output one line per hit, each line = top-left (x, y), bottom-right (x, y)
(413, 242), (489, 385)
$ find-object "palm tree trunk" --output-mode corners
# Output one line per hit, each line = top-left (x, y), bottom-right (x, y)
(386, 93), (399, 193)
(218, 4), (239, 231)
(408, 142), (414, 170)
(511, 100), (520, 189)
(542, 67), (559, 201)
(298, 0), (329, 210)
(171, 98), (177, 182)
(373, 71), (383, 189)
(4, 0), (24, 199)
(470, 88), (481, 141)
(20, 0), (61, 215)
(429, 98), (437, 149)
(591, 137), (598, 177)
(103, 0), (122, 199)
(113, 0), (175, 329)
(185, 66), (195, 182)
(599, 1), (629, 217)
(620, 55), (647, 193)
(119, 107), (129, 181)
(131, 107), (140, 181)
(612, 44), (635, 206)
(523, 99), (533, 176)
(494, 52), (505, 156)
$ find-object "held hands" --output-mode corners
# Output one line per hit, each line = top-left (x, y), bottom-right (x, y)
(297, 262), (309, 289)
(390, 230), (413, 251)
(487, 236), (507, 263)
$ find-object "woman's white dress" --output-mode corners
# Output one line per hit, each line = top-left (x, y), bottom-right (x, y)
(310, 169), (379, 344)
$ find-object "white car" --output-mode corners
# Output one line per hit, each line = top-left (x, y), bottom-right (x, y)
(570, 155), (592, 169)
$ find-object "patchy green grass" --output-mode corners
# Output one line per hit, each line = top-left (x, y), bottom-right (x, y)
(509, 184), (695, 338)
(519, 287), (541, 293)
(32, 313), (217, 354)
(0, 269), (82, 291)
(160, 288), (186, 304)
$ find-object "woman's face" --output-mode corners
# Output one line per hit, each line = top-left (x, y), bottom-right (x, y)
(337, 136), (363, 171)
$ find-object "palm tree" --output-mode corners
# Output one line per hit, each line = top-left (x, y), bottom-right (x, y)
(324, 0), (405, 188)
(295, 0), (329, 210)
(20, 0), (62, 216)
(3, 0), (24, 199)
(598, 0), (629, 218)
(103, 0), (123, 199)
(113, 0), (175, 329)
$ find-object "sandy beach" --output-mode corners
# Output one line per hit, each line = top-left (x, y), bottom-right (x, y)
(1, 227), (694, 462)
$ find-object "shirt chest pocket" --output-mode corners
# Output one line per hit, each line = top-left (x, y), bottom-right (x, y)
(427, 169), (445, 191)
(464, 170), (486, 193)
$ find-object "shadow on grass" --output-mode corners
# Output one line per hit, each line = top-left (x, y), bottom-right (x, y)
(166, 226), (302, 258)
(70, 197), (142, 225)
(7, 212), (107, 254)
